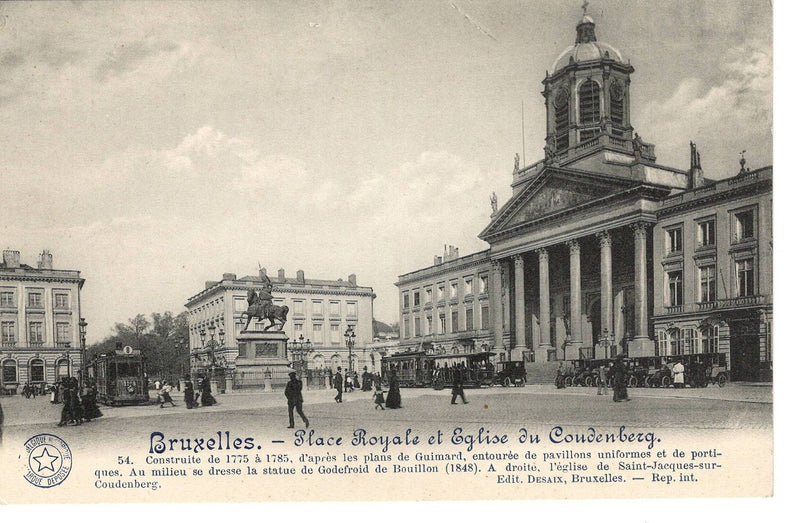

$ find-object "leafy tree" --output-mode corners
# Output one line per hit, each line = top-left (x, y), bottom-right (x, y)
(86, 311), (189, 379)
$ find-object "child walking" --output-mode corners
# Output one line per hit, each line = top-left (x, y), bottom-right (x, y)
(373, 381), (385, 410)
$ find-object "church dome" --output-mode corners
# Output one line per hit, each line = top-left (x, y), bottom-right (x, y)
(550, 15), (624, 73)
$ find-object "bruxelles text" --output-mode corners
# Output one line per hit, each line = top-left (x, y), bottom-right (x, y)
(149, 426), (659, 455)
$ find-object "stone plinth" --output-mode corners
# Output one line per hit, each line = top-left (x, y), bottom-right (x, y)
(235, 330), (292, 389)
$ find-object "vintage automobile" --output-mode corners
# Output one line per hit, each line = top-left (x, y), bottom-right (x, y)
(493, 360), (526, 387)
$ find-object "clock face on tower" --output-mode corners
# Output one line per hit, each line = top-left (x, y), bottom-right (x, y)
(611, 81), (625, 102)
(554, 87), (569, 109)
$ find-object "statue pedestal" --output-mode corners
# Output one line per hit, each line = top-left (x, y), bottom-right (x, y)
(235, 330), (291, 391)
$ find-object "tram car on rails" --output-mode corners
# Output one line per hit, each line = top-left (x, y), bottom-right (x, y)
(86, 345), (149, 406)
(381, 350), (508, 389)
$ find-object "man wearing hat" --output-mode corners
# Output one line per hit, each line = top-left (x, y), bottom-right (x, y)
(284, 371), (309, 429)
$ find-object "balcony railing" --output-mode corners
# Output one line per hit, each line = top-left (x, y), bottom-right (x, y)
(698, 295), (766, 311)
(1, 340), (16, 348)
(665, 305), (684, 314)
(56, 341), (72, 348)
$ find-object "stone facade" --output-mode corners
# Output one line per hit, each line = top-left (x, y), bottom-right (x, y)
(185, 270), (376, 380)
(0, 249), (85, 390)
(395, 12), (773, 381)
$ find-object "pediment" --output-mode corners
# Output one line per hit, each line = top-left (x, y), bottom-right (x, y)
(481, 168), (634, 239)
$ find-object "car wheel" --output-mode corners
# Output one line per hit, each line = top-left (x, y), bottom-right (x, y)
(565, 376), (573, 387)
(628, 376), (638, 388)
(717, 373), (728, 387)
(661, 375), (671, 388)
(504, 377), (512, 387)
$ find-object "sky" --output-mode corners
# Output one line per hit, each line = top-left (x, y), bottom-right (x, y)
(0, 0), (773, 343)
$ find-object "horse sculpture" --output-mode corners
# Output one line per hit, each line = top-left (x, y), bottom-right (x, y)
(243, 288), (289, 331)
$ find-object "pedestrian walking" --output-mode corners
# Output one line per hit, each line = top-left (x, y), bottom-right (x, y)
(373, 381), (385, 410)
(81, 381), (103, 421)
(451, 365), (468, 405)
(183, 376), (195, 409)
(361, 366), (371, 391)
(159, 382), (177, 407)
(555, 362), (566, 389)
(612, 354), (630, 402)
(333, 367), (343, 403)
(596, 363), (608, 395)
(284, 371), (309, 429)
(200, 376), (217, 406)
(385, 369), (402, 409)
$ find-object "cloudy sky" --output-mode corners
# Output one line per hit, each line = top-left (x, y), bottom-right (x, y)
(0, 0), (772, 342)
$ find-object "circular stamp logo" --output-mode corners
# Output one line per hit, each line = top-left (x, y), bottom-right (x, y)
(23, 433), (72, 488)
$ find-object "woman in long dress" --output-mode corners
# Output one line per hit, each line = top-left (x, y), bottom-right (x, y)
(385, 370), (402, 409)
(200, 376), (217, 406)
(183, 377), (195, 409)
(612, 355), (630, 402)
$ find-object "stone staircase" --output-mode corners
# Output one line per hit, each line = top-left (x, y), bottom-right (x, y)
(525, 361), (561, 385)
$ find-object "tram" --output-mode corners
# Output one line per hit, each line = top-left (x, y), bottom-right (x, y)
(86, 345), (150, 406)
(381, 350), (499, 389)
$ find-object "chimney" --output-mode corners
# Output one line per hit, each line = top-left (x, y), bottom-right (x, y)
(453, 247), (459, 259)
(222, 273), (237, 281)
(278, 268), (285, 281)
(205, 281), (217, 290)
(434, 255), (443, 266)
(38, 249), (53, 270)
(296, 270), (305, 284)
(2, 250), (20, 269)
(348, 273), (357, 286)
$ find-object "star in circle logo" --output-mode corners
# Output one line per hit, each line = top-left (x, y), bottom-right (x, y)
(23, 434), (73, 488)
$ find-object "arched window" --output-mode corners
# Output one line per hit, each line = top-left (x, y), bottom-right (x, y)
(312, 354), (325, 370)
(2, 359), (17, 383)
(579, 80), (601, 124)
(554, 88), (570, 151)
(700, 325), (719, 353)
(29, 358), (45, 382)
(56, 358), (70, 380)
(330, 354), (342, 371)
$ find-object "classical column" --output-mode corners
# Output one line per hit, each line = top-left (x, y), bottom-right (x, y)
(629, 222), (655, 357)
(536, 248), (552, 356)
(598, 230), (613, 341)
(513, 254), (526, 359)
(567, 239), (582, 359)
(490, 260), (504, 350)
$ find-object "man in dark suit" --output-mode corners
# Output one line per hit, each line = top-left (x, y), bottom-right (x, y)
(284, 371), (309, 429)
(451, 364), (468, 405)
(333, 367), (343, 403)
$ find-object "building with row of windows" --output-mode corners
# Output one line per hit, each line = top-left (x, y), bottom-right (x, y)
(395, 10), (772, 381)
(185, 269), (377, 379)
(396, 246), (495, 355)
(0, 249), (86, 390)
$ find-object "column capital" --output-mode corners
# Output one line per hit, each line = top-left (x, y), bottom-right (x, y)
(536, 247), (549, 260)
(491, 260), (502, 271)
(596, 230), (613, 248)
(630, 221), (652, 238)
(567, 238), (581, 255)
(513, 254), (524, 267)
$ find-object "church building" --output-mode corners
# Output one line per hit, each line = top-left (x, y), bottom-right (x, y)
(396, 10), (772, 382)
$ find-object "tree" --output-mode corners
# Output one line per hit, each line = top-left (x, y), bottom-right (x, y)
(86, 311), (189, 379)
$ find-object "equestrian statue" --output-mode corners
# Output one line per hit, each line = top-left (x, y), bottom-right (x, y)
(243, 267), (289, 331)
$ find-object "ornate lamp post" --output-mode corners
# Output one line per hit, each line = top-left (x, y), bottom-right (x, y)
(79, 318), (87, 379)
(344, 325), (356, 375)
(600, 328), (610, 360)
(289, 334), (314, 388)
(198, 324), (226, 392)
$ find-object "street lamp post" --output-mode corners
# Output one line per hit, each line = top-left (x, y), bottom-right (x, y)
(198, 324), (226, 393)
(600, 328), (610, 359)
(288, 334), (314, 389)
(79, 318), (87, 379)
(344, 325), (355, 375)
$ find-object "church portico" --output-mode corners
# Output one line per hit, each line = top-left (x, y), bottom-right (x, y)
(487, 215), (656, 363)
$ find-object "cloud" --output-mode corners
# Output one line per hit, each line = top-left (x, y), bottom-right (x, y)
(639, 39), (772, 177)
(95, 38), (180, 81)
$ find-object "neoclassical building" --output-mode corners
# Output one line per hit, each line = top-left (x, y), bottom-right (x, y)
(185, 269), (377, 380)
(396, 12), (772, 381)
(0, 249), (86, 390)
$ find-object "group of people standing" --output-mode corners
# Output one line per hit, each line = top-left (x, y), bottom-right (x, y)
(57, 377), (103, 426)
(181, 375), (216, 409)
(555, 354), (631, 402)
